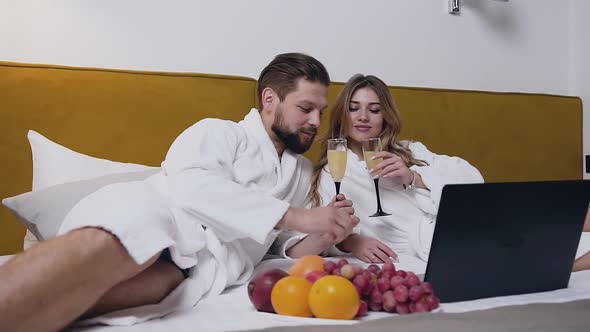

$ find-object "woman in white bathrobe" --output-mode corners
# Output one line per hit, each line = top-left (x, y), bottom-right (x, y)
(282, 74), (484, 263)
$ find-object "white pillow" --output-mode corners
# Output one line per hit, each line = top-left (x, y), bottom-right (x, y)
(8, 130), (159, 248)
(3, 169), (159, 241)
(29, 130), (158, 190)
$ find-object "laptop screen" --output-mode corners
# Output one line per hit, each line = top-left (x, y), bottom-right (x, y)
(424, 180), (590, 302)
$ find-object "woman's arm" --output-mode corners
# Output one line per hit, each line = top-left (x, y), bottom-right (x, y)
(406, 141), (484, 215)
(285, 233), (336, 258)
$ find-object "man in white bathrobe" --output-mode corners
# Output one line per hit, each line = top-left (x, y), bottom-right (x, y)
(0, 53), (360, 331)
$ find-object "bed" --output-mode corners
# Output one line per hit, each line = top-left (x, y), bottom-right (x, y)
(0, 61), (587, 331)
(1, 247), (590, 331)
(67, 238), (590, 332)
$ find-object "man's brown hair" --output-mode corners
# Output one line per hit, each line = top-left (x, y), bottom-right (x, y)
(257, 53), (330, 108)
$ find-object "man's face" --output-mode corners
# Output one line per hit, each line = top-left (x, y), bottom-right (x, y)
(271, 79), (328, 154)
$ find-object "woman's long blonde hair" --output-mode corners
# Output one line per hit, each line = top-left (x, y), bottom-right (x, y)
(308, 74), (427, 207)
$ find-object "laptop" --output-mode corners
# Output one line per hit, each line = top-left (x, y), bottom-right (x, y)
(424, 180), (590, 303)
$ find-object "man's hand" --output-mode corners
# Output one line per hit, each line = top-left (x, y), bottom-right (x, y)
(319, 193), (359, 244)
(316, 194), (357, 244)
(338, 234), (398, 263)
(328, 193), (348, 207)
(277, 194), (359, 242)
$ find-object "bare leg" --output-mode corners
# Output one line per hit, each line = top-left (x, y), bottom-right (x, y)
(0, 228), (159, 332)
(573, 209), (590, 272)
(573, 251), (590, 272)
(81, 258), (185, 319)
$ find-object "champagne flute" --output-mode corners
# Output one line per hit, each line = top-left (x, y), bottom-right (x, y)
(362, 138), (391, 217)
(327, 138), (347, 195)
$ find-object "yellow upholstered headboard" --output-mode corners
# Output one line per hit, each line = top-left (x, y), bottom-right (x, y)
(312, 84), (583, 183)
(0, 61), (583, 255)
(0, 62), (256, 255)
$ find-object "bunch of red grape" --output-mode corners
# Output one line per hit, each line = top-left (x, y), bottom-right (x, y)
(323, 259), (440, 317)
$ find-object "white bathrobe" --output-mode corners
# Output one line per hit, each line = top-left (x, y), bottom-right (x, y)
(276, 142), (483, 261)
(59, 109), (312, 325)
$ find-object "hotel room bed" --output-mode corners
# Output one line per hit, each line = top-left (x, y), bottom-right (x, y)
(55, 232), (590, 332)
(65, 237), (590, 332)
(1, 247), (590, 331)
(0, 61), (587, 331)
(243, 299), (590, 332)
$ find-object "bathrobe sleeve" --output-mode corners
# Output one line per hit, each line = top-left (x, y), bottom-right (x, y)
(407, 141), (484, 215)
(162, 119), (290, 245)
(402, 141), (484, 260)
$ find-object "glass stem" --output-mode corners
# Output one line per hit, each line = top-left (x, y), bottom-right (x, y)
(374, 178), (384, 213)
(335, 181), (341, 195)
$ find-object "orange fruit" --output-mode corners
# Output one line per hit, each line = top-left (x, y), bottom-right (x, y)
(288, 255), (325, 278)
(308, 275), (360, 320)
(270, 276), (313, 317)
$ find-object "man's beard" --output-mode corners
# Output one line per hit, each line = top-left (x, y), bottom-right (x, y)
(271, 107), (317, 154)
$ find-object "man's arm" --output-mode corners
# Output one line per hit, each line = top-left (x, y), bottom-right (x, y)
(276, 200), (358, 246)
(278, 194), (358, 258)
(164, 119), (293, 244)
(166, 119), (359, 246)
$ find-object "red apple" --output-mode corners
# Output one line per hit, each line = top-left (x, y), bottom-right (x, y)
(247, 268), (288, 313)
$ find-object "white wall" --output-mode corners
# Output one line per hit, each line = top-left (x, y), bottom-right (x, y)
(570, 0), (590, 178)
(0, 0), (587, 176)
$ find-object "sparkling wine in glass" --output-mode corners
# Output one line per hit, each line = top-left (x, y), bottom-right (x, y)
(327, 138), (347, 195)
(362, 138), (391, 217)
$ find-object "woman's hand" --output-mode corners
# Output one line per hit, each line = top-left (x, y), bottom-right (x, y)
(338, 234), (398, 263)
(369, 151), (413, 186)
(370, 151), (427, 190)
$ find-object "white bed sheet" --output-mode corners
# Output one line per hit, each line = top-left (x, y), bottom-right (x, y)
(71, 232), (590, 332)
(1, 233), (589, 332)
(72, 268), (590, 332)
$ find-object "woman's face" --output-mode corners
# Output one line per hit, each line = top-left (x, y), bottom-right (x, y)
(346, 87), (384, 144)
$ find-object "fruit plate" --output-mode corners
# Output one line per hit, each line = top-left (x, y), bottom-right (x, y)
(253, 255), (442, 318)
(255, 311), (360, 325)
